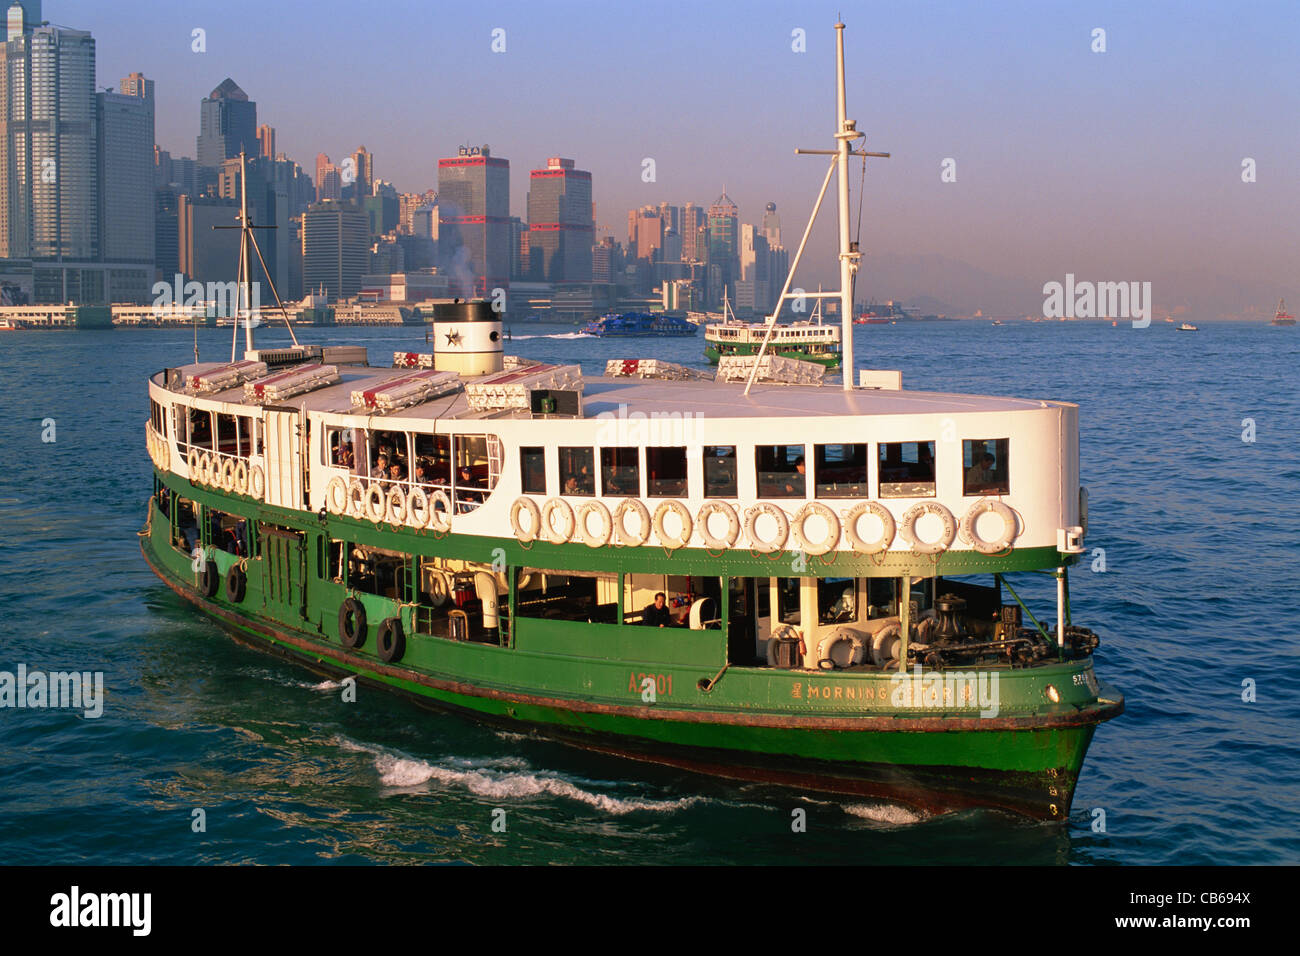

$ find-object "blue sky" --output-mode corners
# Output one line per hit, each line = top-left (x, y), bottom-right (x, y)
(60, 0), (1299, 314)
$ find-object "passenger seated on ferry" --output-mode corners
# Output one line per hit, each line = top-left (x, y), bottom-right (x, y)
(413, 459), (433, 485)
(373, 453), (389, 481)
(336, 444), (354, 468)
(782, 457), (807, 496)
(389, 461), (407, 483)
(965, 453), (996, 493)
(911, 445), (935, 481)
(456, 465), (485, 513)
(642, 592), (672, 628)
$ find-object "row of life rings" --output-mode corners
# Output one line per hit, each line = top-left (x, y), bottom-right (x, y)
(507, 495), (1019, 555)
(325, 476), (453, 533)
(186, 448), (263, 498)
(146, 426), (170, 470)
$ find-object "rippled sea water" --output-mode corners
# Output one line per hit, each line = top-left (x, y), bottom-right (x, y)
(1, 320), (1296, 865)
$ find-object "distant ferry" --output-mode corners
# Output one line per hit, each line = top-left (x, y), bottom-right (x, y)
(705, 292), (842, 368)
(581, 312), (698, 337)
(1272, 299), (1295, 326)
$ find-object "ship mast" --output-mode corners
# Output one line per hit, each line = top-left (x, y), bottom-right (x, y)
(743, 21), (887, 395)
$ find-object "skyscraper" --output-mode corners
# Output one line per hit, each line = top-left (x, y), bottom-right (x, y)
(681, 203), (705, 262)
(526, 156), (592, 283)
(351, 145), (372, 203)
(196, 78), (257, 170)
(763, 202), (781, 249)
(302, 200), (369, 299)
(437, 146), (510, 297)
(257, 123), (275, 160)
(97, 86), (155, 296)
(708, 190), (739, 302)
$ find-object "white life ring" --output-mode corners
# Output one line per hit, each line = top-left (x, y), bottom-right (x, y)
(426, 568), (449, 606)
(961, 497), (1018, 554)
(509, 497), (542, 543)
(186, 447), (200, 479)
(249, 464), (265, 499)
(197, 451), (213, 485)
(817, 629), (865, 670)
(870, 624), (901, 667)
(220, 459), (236, 492)
(696, 501), (740, 549)
(365, 484), (386, 523)
(407, 487), (431, 528)
(791, 501), (841, 555)
(540, 497), (575, 543)
(652, 500), (693, 550)
(744, 502), (789, 552)
(576, 500), (612, 548)
(326, 476), (348, 514)
(900, 501), (956, 554)
(386, 485), (408, 525)
(429, 490), (453, 532)
(612, 498), (652, 547)
(233, 460), (249, 495)
(347, 477), (367, 517)
(842, 501), (896, 554)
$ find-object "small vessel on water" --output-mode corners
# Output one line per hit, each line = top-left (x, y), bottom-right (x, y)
(139, 23), (1121, 821)
(1271, 299), (1295, 326)
(1176, 322), (1198, 332)
(705, 290), (842, 368)
(580, 312), (697, 337)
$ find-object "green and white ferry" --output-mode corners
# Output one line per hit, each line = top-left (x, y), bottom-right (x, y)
(140, 24), (1121, 821)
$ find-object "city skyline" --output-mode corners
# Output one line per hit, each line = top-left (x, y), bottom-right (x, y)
(25, 0), (1300, 317)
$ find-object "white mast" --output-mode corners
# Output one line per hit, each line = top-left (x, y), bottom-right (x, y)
(833, 21), (859, 390)
(239, 151), (254, 356)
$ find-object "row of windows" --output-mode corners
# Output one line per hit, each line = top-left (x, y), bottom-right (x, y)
(522, 438), (1010, 500)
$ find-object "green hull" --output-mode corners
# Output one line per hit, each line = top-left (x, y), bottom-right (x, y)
(705, 341), (842, 368)
(141, 474), (1122, 820)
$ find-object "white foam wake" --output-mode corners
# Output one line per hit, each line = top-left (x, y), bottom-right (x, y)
(843, 801), (928, 826)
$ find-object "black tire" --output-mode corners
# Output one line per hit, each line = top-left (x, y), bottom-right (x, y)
(199, 561), (219, 598)
(376, 617), (405, 663)
(339, 598), (367, 649)
(225, 565), (247, 603)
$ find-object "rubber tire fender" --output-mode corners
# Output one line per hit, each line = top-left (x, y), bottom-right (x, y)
(225, 564), (247, 603)
(339, 597), (367, 649)
(377, 617), (406, 663)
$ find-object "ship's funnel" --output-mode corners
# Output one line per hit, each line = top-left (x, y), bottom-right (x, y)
(433, 299), (503, 376)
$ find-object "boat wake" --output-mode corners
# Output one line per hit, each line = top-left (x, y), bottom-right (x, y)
(337, 737), (705, 815)
(843, 802), (930, 826)
(506, 331), (589, 340)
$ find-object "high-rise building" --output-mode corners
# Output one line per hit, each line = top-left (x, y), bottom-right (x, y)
(628, 205), (662, 262)
(681, 203), (705, 262)
(762, 201), (781, 248)
(737, 223), (770, 316)
(351, 145), (372, 203)
(526, 156), (592, 283)
(97, 87), (155, 295)
(196, 78), (257, 170)
(155, 186), (179, 282)
(178, 194), (240, 285)
(257, 123), (275, 160)
(302, 200), (369, 299)
(707, 190), (739, 303)
(437, 147), (510, 297)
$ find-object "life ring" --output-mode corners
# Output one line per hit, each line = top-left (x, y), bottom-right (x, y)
(225, 564), (247, 603)
(408, 487), (431, 529)
(842, 501), (896, 554)
(364, 484), (386, 523)
(339, 598), (366, 649)
(426, 569), (449, 606)
(197, 451), (213, 485)
(428, 490), (453, 532)
(900, 501), (956, 554)
(233, 460), (249, 495)
(696, 501), (740, 549)
(249, 465), (265, 499)
(198, 559), (219, 599)
(744, 502), (789, 553)
(386, 485), (408, 525)
(186, 447), (200, 479)
(652, 500), (693, 550)
(347, 478), (367, 517)
(326, 476), (348, 515)
(376, 617), (406, 663)
(791, 501), (841, 555)
(870, 624), (901, 667)
(576, 500), (612, 548)
(540, 497), (575, 543)
(817, 630), (863, 670)
(509, 497), (542, 543)
(612, 498), (652, 547)
(220, 458), (236, 492)
(961, 497), (1018, 554)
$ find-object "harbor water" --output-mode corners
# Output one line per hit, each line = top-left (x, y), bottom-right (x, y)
(1, 320), (1297, 865)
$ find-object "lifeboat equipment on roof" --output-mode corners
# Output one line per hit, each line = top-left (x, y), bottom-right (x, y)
(350, 369), (462, 413)
(244, 363), (340, 404)
(186, 360), (268, 394)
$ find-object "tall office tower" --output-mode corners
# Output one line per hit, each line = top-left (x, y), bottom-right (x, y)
(627, 205), (662, 262)
(707, 189), (739, 300)
(526, 156), (592, 283)
(317, 164), (341, 201)
(97, 87), (155, 299)
(315, 152), (330, 189)
(437, 146), (509, 297)
(154, 186), (178, 282)
(178, 194), (240, 285)
(154, 146), (171, 188)
(680, 203), (705, 261)
(257, 123), (275, 160)
(737, 223), (770, 315)
(119, 71), (154, 132)
(196, 78), (257, 170)
(351, 145), (372, 202)
(657, 202), (680, 250)
(270, 155), (314, 219)
(762, 201), (781, 248)
(592, 236), (620, 284)
(302, 200), (369, 299)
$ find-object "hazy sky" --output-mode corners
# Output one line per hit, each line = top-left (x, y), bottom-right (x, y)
(62, 0), (1299, 315)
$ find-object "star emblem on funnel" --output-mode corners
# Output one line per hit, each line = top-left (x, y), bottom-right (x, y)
(444, 329), (462, 347)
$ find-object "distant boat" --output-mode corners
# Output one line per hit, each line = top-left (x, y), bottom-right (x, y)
(1176, 322), (1198, 332)
(1272, 298), (1295, 326)
(580, 312), (698, 337)
(991, 319), (1003, 326)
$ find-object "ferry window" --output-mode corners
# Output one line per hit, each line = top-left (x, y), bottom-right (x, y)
(186, 408), (213, 450)
(963, 439), (1010, 496)
(703, 446), (737, 498)
(560, 447), (595, 496)
(414, 560), (504, 644)
(414, 433), (452, 488)
(818, 578), (856, 625)
(646, 447), (687, 497)
(454, 434), (492, 512)
(369, 430), (410, 480)
(516, 568), (618, 624)
(150, 400), (166, 435)
(325, 427), (358, 468)
(215, 413), (240, 456)
(347, 545), (409, 599)
(235, 415), (253, 457)
(172, 496), (200, 553)
(601, 448), (641, 496)
(776, 577), (801, 625)
(206, 508), (250, 557)
(756, 445), (806, 498)
(878, 441), (936, 498)
(520, 447), (547, 495)
(814, 443), (867, 498)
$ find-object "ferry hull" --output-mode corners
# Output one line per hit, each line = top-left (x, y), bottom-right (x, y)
(704, 342), (842, 368)
(141, 503), (1119, 822)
